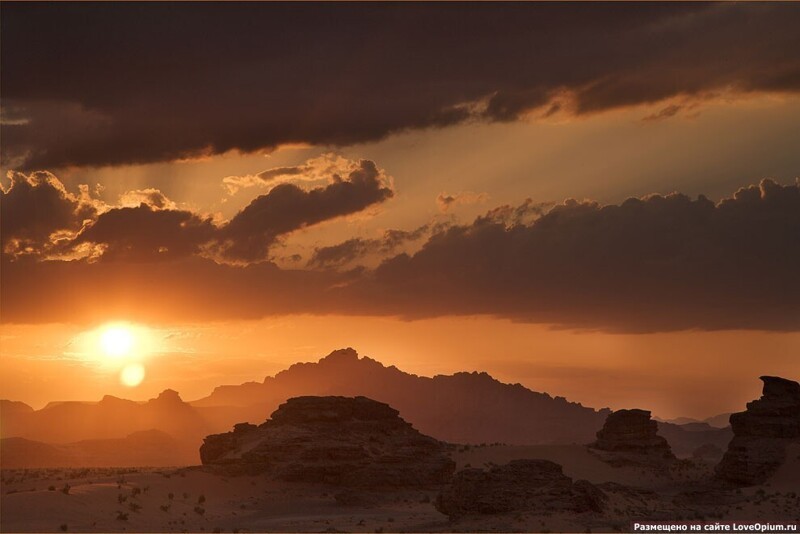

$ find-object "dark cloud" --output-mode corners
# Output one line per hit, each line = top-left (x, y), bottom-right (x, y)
(3, 160), (392, 264)
(3, 180), (798, 332)
(216, 160), (393, 262)
(353, 179), (800, 332)
(0, 171), (98, 255)
(70, 205), (217, 262)
(2, 3), (800, 168)
(308, 224), (429, 270)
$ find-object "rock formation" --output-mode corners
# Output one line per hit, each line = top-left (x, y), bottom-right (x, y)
(435, 459), (606, 519)
(200, 395), (455, 487)
(716, 376), (800, 486)
(589, 409), (676, 466)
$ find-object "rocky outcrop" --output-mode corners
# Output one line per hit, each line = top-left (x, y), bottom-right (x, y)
(200, 395), (455, 487)
(589, 409), (675, 466)
(435, 459), (606, 519)
(716, 376), (800, 486)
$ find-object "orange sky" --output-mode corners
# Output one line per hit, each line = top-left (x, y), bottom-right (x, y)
(2, 316), (798, 420)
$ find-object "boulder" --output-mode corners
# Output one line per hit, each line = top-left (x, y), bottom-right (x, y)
(435, 459), (605, 519)
(200, 395), (455, 487)
(716, 376), (800, 485)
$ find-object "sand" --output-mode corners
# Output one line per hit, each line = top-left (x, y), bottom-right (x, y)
(2, 444), (799, 533)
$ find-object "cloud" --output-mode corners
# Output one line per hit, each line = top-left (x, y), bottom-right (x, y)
(222, 153), (370, 195)
(308, 224), (429, 270)
(3, 159), (393, 264)
(436, 191), (488, 212)
(0, 171), (100, 256)
(3, 3), (800, 168)
(355, 179), (800, 332)
(3, 179), (798, 332)
(69, 205), (217, 262)
(118, 188), (177, 210)
(214, 159), (394, 262)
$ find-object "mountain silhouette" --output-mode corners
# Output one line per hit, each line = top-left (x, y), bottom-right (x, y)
(191, 347), (611, 445)
(1, 348), (732, 466)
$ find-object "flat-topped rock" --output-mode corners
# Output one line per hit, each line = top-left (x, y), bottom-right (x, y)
(435, 459), (606, 519)
(716, 376), (800, 485)
(200, 396), (455, 487)
(589, 409), (675, 466)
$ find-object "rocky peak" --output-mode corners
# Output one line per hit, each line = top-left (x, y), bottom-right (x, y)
(268, 395), (400, 425)
(756, 375), (800, 406)
(319, 347), (360, 365)
(152, 389), (183, 404)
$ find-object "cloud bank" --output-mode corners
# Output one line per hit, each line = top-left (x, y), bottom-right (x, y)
(2, 3), (800, 168)
(1, 158), (394, 264)
(3, 178), (798, 332)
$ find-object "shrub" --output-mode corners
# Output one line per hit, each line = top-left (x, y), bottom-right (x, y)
(194, 506), (205, 516)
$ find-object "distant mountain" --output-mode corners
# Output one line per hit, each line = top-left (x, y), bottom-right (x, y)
(0, 389), (210, 446)
(1, 348), (734, 467)
(0, 430), (197, 468)
(191, 347), (611, 445)
(702, 413), (733, 429)
(654, 413), (732, 429)
(655, 422), (733, 458)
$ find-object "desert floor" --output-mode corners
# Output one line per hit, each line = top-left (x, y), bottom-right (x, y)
(2, 444), (799, 533)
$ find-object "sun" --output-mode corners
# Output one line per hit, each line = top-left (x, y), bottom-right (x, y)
(99, 324), (135, 358)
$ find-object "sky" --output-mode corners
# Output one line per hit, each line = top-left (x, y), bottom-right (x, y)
(1, 2), (799, 419)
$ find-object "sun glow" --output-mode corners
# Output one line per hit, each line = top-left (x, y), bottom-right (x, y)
(120, 363), (146, 387)
(70, 321), (158, 388)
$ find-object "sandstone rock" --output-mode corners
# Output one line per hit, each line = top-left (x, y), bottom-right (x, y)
(435, 459), (605, 519)
(200, 396), (455, 487)
(716, 376), (800, 486)
(589, 409), (675, 466)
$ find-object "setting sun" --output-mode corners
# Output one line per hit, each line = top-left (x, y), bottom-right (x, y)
(99, 324), (135, 358)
